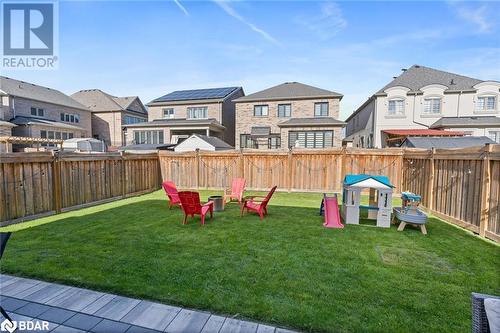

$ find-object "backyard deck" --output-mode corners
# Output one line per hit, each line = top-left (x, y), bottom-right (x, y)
(1, 190), (499, 332)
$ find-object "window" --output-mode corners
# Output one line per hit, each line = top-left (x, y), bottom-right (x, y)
(314, 103), (329, 117)
(187, 107), (208, 119)
(40, 130), (47, 138)
(289, 130), (334, 148)
(60, 113), (80, 123)
(489, 131), (500, 143)
(134, 130), (164, 144)
(477, 96), (496, 111)
(240, 134), (256, 148)
(163, 108), (175, 119)
(124, 115), (146, 124)
(253, 105), (269, 117)
(268, 136), (281, 149)
(277, 104), (291, 117)
(68, 133), (74, 139)
(388, 99), (405, 116)
(31, 107), (44, 117)
(423, 97), (441, 115)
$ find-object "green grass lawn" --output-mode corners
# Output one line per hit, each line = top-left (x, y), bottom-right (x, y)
(1, 190), (499, 332)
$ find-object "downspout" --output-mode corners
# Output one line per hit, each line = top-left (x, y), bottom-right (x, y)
(456, 91), (461, 117)
(371, 97), (376, 148)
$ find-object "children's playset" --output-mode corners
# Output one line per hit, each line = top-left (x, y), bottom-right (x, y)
(341, 174), (394, 228)
(319, 193), (344, 228)
(393, 191), (428, 234)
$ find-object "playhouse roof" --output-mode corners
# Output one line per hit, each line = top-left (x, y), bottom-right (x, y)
(344, 174), (394, 188)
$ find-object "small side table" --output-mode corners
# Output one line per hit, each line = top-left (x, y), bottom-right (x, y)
(208, 195), (224, 212)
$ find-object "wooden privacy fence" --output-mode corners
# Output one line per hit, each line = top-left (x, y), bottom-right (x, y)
(158, 148), (405, 193)
(0, 152), (161, 225)
(402, 144), (500, 243)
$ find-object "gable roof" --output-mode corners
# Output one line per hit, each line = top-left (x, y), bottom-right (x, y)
(430, 116), (500, 129)
(402, 136), (495, 149)
(344, 174), (394, 188)
(377, 65), (484, 94)
(191, 134), (233, 150)
(0, 76), (89, 111)
(234, 82), (343, 102)
(382, 129), (464, 136)
(149, 87), (242, 105)
(71, 89), (147, 114)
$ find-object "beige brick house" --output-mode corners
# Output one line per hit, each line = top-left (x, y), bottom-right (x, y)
(124, 87), (243, 146)
(71, 89), (148, 147)
(0, 76), (91, 152)
(234, 82), (345, 149)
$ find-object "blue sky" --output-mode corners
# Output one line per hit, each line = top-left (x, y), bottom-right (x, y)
(3, 0), (500, 119)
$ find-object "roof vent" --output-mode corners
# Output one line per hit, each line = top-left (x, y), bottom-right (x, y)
(393, 77), (398, 79)
(450, 79), (456, 85)
(401, 68), (407, 72)
(415, 65), (421, 68)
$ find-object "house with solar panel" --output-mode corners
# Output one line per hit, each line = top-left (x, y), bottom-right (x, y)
(233, 82), (345, 149)
(344, 65), (500, 148)
(124, 87), (244, 146)
(71, 89), (148, 147)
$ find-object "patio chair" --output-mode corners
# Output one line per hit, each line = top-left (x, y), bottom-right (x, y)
(240, 186), (277, 220)
(224, 178), (246, 206)
(162, 180), (181, 209)
(178, 191), (214, 225)
(472, 292), (500, 333)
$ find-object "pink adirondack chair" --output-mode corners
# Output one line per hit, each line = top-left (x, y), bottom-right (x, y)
(162, 180), (181, 209)
(240, 186), (277, 220)
(224, 178), (246, 205)
(178, 191), (214, 225)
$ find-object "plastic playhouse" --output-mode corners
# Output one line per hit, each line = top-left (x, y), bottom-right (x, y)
(320, 193), (344, 228)
(393, 191), (428, 234)
(341, 174), (394, 228)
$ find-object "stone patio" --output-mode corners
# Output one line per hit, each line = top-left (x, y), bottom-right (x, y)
(0, 274), (297, 333)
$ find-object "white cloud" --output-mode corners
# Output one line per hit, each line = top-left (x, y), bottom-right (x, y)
(296, 1), (347, 40)
(450, 3), (492, 33)
(173, 0), (189, 16)
(212, 0), (281, 46)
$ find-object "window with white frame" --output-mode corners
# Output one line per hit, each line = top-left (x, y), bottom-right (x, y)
(314, 103), (329, 117)
(187, 107), (207, 119)
(123, 115), (146, 124)
(134, 130), (164, 144)
(31, 107), (44, 117)
(277, 104), (291, 117)
(423, 97), (442, 115)
(253, 105), (269, 117)
(163, 108), (174, 119)
(289, 130), (334, 148)
(476, 96), (496, 112)
(489, 131), (500, 143)
(388, 99), (405, 116)
(60, 113), (80, 123)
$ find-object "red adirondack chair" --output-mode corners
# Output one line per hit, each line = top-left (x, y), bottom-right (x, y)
(162, 180), (181, 209)
(224, 178), (246, 205)
(240, 186), (277, 220)
(178, 191), (214, 225)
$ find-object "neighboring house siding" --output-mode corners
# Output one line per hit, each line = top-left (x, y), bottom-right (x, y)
(222, 89), (244, 146)
(345, 98), (375, 147)
(235, 98), (341, 148)
(92, 111), (121, 146)
(147, 103), (222, 122)
(11, 96), (91, 136)
(0, 96), (13, 121)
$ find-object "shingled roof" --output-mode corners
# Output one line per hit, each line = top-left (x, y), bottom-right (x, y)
(71, 89), (146, 114)
(0, 76), (89, 111)
(234, 82), (342, 102)
(377, 65), (484, 94)
(430, 116), (500, 128)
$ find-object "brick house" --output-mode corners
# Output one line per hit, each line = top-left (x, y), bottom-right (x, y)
(124, 87), (244, 146)
(234, 82), (345, 149)
(71, 89), (148, 147)
(0, 76), (91, 152)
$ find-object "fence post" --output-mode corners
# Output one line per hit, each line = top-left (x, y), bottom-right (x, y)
(196, 148), (200, 189)
(120, 151), (126, 197)
(287, 148), (293, 193)
(51, 151), (62, 213)
(339, 148), (347, 191)
(479, 143), (492, 237)
(239, 149), (245, 179)
(427, 148), (436, 211)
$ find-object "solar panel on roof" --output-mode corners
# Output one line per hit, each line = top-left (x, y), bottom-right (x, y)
(153, 87), (239, 103)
